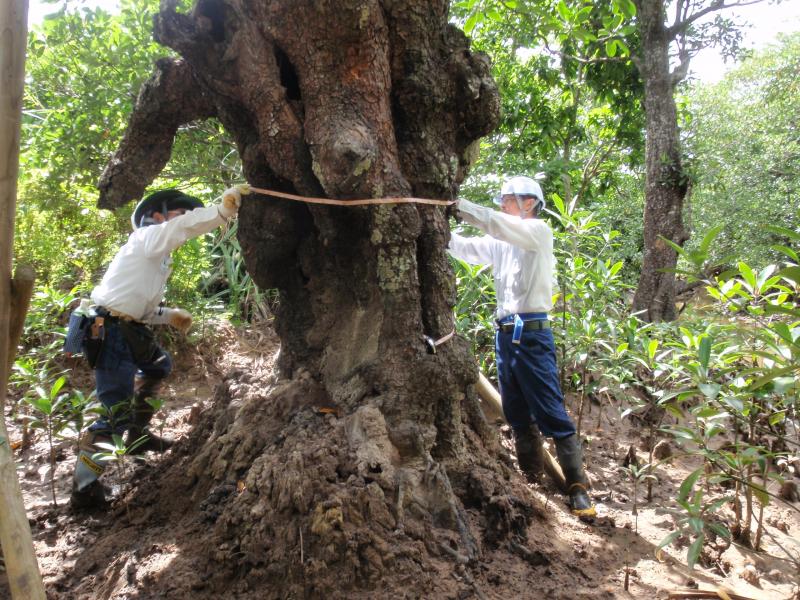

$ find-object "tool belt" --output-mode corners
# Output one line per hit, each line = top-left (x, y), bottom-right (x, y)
(95, 307), (158, 364)
(498, 319), (551, 333)
(496, 313), (550, 345)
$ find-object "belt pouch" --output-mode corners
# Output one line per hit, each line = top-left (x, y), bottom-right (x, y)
(64, 311), (90, 354)
(84, 317), (105, 368)
(512, 314), (524, 345)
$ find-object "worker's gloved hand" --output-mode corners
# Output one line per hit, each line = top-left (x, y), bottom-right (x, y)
(447, 198), (462, 223)
(167, 307), (192, 334)
(218, 184), (251, 219)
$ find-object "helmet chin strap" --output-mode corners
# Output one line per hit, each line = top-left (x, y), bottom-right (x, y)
(516, 195), (545, 217)
(515, 195), (536, 217)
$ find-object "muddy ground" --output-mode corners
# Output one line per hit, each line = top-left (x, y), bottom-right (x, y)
(1, 318), (798, 599)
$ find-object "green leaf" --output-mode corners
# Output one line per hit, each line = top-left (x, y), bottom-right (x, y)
(723, 396), (744, 413)
(698, 383), (721, 400)
(679, 468), (703, 502)
(688, 517), (704, 534)
(698, 225), (724, 255)
(707, 522), (731, 540)
(656, 530), (681, 550)
(556, 0), (572, 22)
(769, 410), (787, 426)
(647, 339), (658, 361)
(51, 375), (67, 398)
(765, 224), (800, 243)
(777, 266), (800, 285)
(464, 13), (480, 35)
(738, 262), (756, 289)
(770, 244), (799, 262)
(687, 535), (704, 570)
(698, 335), (711, 371)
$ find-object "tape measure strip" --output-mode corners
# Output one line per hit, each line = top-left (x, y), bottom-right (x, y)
(248, 186), (455, 207)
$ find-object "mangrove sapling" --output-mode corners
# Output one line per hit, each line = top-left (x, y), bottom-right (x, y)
(618, 461), (657, 534)
(658, 468), (734, 570)
(618, 461), (657, 592)
(93, 434), (149, 517)
(21, 376), (79, 506)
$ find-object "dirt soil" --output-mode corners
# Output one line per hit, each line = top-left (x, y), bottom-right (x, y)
(1, 319), (798, 599)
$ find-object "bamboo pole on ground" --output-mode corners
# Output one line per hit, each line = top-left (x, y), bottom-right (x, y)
(0, 0), (47, 598)
(475, 372), (567, 492)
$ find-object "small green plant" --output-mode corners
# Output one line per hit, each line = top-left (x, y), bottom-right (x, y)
(20, 376), (87, 506)
(618, 461), (658, 534)
(657, 468), (733, 570)
(201, 220), (271, 323)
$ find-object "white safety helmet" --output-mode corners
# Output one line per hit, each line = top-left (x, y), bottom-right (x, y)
(494, 176), (545, 214)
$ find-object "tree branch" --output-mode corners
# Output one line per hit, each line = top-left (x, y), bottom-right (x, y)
(97, 58), (216, 209)
(670, 49), (692, 87)
(668, 0), (765, 38)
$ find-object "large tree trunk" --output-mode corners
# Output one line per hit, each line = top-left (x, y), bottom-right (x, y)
(631, 1), (689, 322)
(0, 0), (47, 598)
(95, 1), (546, 596)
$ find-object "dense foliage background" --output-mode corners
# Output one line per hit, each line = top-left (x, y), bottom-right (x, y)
(10, 0), (799, 570)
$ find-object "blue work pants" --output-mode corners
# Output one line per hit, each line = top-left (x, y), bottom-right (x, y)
(87, 322), (171, 434)
(495, 325), (576, 440)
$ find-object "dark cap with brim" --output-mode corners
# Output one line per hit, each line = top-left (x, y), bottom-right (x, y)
(131, 189), (203, 229)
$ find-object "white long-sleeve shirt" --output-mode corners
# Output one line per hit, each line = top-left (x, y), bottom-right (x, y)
(448, 198), (556, 319)
(91, 205), (225, 322)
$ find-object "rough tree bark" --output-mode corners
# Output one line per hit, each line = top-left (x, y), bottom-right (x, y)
(630, 0), (689, 322)
(630, 0), (766, 322)
(94, 1), (545, 597)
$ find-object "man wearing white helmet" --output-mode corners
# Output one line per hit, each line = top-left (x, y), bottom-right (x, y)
(70, 184), (249, 509)
(449, 176), (595, 518)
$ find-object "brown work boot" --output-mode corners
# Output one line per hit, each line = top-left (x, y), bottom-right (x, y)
(512, 424), (545, 484)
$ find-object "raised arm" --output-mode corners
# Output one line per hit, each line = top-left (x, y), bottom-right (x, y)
(456, 199), (552, 252)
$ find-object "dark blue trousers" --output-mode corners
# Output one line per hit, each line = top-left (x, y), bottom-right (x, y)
(88, 322), (171, 434)
(495, 325), (576, 440)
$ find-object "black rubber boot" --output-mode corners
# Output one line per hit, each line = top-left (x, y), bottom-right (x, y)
(512, 424), (545, 484)
(125, 377), (174, 454)
(554, 434), (596, 518)
(70, 479), (110, 510)
(70, 431), (112, 510)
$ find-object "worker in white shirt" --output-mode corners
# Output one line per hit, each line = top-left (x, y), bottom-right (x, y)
(449, 176), (595, 518)
(71, 185), (249, 509)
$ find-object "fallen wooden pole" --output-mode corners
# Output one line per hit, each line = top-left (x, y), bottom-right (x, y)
(0, 0), (47, 597)
(668, 589), (756, 600)
(475, 372), (567, 492)
(7, 265), (34, 374)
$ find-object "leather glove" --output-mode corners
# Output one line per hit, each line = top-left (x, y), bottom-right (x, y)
(218, 184), (251, 219)
(167, 308), (192, 334)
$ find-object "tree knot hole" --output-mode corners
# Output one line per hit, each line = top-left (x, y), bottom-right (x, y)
(194, 0), (226, 43)
(274, 46), (302, 101)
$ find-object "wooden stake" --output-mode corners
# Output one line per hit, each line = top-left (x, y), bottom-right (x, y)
(7, 265), (35, 374)
(475, 372), (567, 492)
(0, 0), (47, 597)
